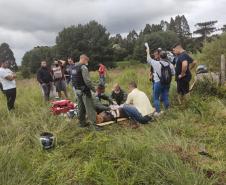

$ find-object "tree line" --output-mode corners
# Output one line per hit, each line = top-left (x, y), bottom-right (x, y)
(1, 15), (225, 78)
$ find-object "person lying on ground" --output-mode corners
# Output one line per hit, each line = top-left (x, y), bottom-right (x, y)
(122, 81), (155, 126)
(146, 48), (175, 116)
(110, 83), (127, 105)
(37, 61), (53, 101)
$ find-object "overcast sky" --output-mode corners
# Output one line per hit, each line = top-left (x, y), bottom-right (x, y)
(0, 0), (225, 65)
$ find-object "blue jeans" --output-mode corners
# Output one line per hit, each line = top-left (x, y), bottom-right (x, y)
(99, 75), (105, 85)
(122, 105), (151, 124)
(153, 82), (170, 113)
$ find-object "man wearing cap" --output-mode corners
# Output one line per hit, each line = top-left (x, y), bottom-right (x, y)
(0, 60), (16, 111)
(172, 43), (196, 104)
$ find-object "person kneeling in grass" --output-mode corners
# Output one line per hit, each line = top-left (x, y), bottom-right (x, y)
(110, 83), (127, 105)
(93, 84), (113, 113)
(122, 81), (155, 127)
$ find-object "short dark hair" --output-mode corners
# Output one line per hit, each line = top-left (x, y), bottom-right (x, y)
(160, 51), (168, 59)
(129, 81), (137, 88)
(172, 43), (182, 49)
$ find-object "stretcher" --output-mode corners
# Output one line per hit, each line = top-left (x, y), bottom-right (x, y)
(97, 118), (128, 127)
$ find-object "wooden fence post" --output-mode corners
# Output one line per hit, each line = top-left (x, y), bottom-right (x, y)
(220, 54), (225, 86)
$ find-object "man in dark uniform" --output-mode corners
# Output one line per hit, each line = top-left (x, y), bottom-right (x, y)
(172, 43), (197, 104)
(93, 84), (113, 113)
(71, 54), (101, 130)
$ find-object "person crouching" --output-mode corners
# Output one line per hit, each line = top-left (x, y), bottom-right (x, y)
(122, 81), (155, 127)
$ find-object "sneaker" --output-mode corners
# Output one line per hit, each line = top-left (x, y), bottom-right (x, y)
(130, 120), (140, 129)
(131, 123), (140, 129)
(153, 111), (164, 117)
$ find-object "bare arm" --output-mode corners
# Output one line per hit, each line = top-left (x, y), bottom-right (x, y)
(146, 48), (158, 66)
(5, 74), (16, 81)
(180, 60), (188, 77)
(190, 60), (197, 70)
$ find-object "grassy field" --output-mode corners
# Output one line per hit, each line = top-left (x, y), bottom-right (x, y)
(0, 64), (226, 185)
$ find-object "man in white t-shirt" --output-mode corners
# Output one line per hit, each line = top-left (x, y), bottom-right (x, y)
(0, 60), (16, 110)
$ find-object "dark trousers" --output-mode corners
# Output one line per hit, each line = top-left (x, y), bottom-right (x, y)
(4, 88), (16, 111)
(41, 83), (51, 101)
(75, 90), (97, 126)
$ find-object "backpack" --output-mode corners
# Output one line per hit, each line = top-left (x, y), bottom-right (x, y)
(157, 61), (172, 85)
(52, 66), (63, 79)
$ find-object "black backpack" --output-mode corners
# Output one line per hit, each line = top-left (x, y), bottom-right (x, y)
(157, 61), (172, 85)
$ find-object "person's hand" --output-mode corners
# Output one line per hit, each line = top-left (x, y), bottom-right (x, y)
(178, 74), (185, 79)
(12, 73), (16, 79)
(113, 101), (117, 105)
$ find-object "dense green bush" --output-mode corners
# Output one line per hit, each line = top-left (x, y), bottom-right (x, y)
(196, 33), (226, 71)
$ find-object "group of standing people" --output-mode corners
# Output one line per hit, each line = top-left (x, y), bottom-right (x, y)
(36, 59), (76, 101)
(0, 42), (196, 131)
(146, 43), (196, 115)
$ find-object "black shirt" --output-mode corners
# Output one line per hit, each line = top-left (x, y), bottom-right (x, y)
(37, 67), (53, 84)
(175, 52), (193, 81)
(111, 89), (127, 105)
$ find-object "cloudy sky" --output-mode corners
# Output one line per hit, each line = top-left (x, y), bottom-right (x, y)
(0, 0), (225, 65)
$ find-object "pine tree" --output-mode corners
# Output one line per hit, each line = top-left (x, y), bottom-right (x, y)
(143, 24), (152, 35)
(221, 25), (226, 32)
(194, 21), (218, 41)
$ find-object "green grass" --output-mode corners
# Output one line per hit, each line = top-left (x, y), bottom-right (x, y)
(0, 65), (226, 185)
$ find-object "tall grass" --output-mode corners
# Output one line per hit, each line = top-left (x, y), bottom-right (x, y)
(0, 65), (225, 185)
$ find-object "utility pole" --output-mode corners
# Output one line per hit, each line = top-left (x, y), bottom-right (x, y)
(220, 54), (225, 86)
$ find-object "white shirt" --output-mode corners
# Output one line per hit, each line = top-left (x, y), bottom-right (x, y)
(0, 67), (16, 90)
(126, 88), (155, 116)
(147, 56), (175, 83)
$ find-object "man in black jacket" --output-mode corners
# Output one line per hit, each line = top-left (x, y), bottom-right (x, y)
(110, 83), (127, 105)
(37, 61), (53, 101)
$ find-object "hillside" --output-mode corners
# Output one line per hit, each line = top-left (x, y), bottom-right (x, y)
(0, 65), (226, 185)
